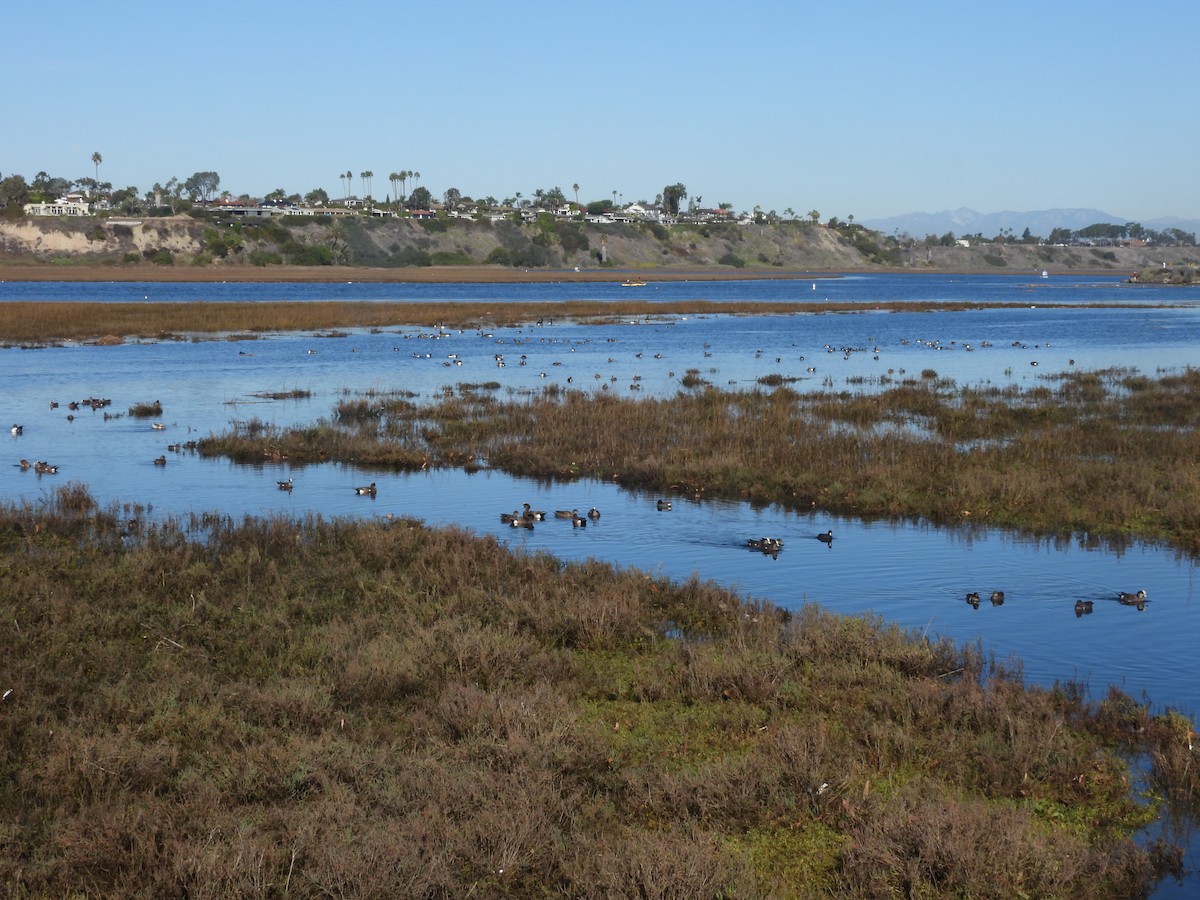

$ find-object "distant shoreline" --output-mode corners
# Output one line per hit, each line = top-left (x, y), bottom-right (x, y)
(0, 264), (844, 284)
(0, 264), (1129, 284)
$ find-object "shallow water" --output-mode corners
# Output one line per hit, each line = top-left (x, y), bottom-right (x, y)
(4, 273), (1200, 893)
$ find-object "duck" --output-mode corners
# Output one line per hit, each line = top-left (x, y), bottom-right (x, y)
(153, 455), (167, 466)
(277, 478), (294, 491)
(572, 512), (587, 528)
(355, 482), (377, 496)
(966, 591), (981, 609)
(1074, 599), (1094, 617)
(587, 506), (601, 520)
(817, 530), (833, 544)
(656, 500), (672, 511)
(34, 461), (58, 474)
(990, 590), (1005, 606)
(522, 502), (547, 521)
(11, 424), (23, 436)
(554, 508), (577, 519)
(151, 422), (166, 431)
(1118, 589), (1147, 610)
(18, 458), (31, 470)
(747, 537), (784, 554)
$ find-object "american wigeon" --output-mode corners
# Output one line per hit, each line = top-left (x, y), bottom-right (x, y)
(990, 590), (1005, 606)
(656, 500), (672, 511)
(587, 507), (601, 520)
(522, 503), (547, 521)
(1074, 599), (1094, 617)
(817, 530), (833, 544)
(153, 456), (167, 466)
(277, 478), (294, 491)
(966, 591), (981, 608)
(1118, 590), (1147, 610)
(355, 482), (377, 496)
(11, 424), (22, 436)
(554, 509), (577, 519)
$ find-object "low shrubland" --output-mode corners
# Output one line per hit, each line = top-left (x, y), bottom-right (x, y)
(0, 486), (1188, 896)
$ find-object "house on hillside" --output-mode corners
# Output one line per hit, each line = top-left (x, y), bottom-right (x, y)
(24, 194), (92, 217)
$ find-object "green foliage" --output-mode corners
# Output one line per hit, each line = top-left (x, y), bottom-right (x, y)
(558, 225), (590, 253)
(393, 246), (432, 267)
(287, 243), (334, 266)
(642, 221), (668, 241)
(484, 247), (511, 266)
(249, 248), (283, 266)
(149, 249), (174, 266)
(419, 216), (449, 233)
(429, 250), (473, 266)
(717, 252), (746, 268)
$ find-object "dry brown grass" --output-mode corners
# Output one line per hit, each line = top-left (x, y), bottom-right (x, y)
(0, 486), (1186, 897)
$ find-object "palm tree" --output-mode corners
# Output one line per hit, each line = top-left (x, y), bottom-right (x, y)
(345, 170), (354, 199)
(612, 190), (617, 208)
(339, 172), (347, 199)
(413, 171), (421, 189)
(91, 152), (102, 185)
(388, 172), (401, 205)
(572, 182), (580, 206)
(808, 209), (820, 226)
(360, 171), (373, 201)
(399, 171), (408, 201)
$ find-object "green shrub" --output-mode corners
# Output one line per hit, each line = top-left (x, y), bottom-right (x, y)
(717, 252), (746, 268)
(287, 244), (335, 266)
(249, 249), (283, 266)
(484, 247), (512, 266)
(430, 251), (473, 266)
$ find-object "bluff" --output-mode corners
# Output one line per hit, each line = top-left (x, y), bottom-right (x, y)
(0, 214), (1196, 276)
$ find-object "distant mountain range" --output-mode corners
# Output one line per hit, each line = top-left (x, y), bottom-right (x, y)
(859, 207), (1200, 239)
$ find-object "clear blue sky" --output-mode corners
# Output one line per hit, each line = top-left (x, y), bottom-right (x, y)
(5, 0), (1197, 221)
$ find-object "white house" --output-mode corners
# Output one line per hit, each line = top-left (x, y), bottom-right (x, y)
(24, 195), (92, 217)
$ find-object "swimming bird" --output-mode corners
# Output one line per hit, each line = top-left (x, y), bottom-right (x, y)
(11, 424), (22, 436)
(1074, 599), (1094, 617)
(990, 590), (1005, 606)
(355, 482), (377, 496)
(522, 502), (547, 521)
(1118, 589), (1147, 610)
(817, 530), (833, 545)
(587, 507), (601, 520)
(656, 500), (672, 511)
(151, 422), (166, 431)
(34, 461), (58, 474)
(966, 591), (981, 608)
(277, 478), (294, 491)
(153, 455), (167, 466)
(554, 509), (577, 519)
(747, 537), (784, 554)
(572, 512), (587, 527)
(18, 458), (31, 470)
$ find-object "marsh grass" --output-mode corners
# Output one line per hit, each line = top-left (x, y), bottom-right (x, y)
(0, 488), (1184, 896)
(206, 367), (1200, 552)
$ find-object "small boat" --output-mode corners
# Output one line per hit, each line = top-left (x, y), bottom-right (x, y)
(620, 279), (647, 287)
(1041, 270), (1049, 279)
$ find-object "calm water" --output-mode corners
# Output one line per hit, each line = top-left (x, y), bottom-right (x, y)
(4, 273), (1199, 893)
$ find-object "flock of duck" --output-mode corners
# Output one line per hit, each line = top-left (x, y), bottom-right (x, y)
(966, 588), (1147, 615)
(276, 477), (377, 497)
(500, 503), (601, 529)
(747, 529), (833, 558)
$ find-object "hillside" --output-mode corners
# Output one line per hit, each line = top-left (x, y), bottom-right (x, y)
(1, 213), (1197, 278)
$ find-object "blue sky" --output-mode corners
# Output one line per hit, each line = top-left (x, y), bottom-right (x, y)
(5, 0), (1197, 221)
